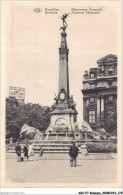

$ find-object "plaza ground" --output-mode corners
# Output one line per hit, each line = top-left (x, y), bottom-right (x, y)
(6, 153), (117, 184)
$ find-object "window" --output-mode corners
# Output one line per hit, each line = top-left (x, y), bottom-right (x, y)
(90, 97), (95, 103)
(91, 73), (95, 78)
(109, 67), (113, 72)
(89, 110), (95, 124)
(108, 68), (113, 75)
(105, 68), (109, 75)
(90, 83), (95, 88)
(107, 109), (114, 122)
(108, 80), (112, 86)
(83, 83), (89, 89)
(109, 96), (113, 101)
(101, 66), (104, 71)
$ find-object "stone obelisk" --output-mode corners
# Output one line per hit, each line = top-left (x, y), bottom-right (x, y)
(59, 24), (69, 97)
(49, 14), (77, 132)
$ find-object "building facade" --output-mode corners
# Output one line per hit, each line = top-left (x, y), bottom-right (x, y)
(9, 86), (25, 104)
(82, 54), (117, 132)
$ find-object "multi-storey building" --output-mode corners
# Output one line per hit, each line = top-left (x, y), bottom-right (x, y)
(82, 54), (117, 131)
(9, 86), (25, 104)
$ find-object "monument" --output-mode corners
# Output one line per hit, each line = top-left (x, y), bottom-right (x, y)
(48, 13), (78, 133)
(13, 14), (110, 154)
(21, 14), (95, 143)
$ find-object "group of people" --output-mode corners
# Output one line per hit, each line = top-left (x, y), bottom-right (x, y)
(15, 142), (43, 162)
(15, 141), (79, 167)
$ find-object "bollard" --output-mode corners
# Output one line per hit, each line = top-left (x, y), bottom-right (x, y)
(10, 137), (13, 144)
(80, 144), (88, 156)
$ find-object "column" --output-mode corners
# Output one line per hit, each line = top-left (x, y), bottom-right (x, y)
(97, 97), (100, 116)
(86, 99), (89, 107)
(83, 97), (87, 121)
(101, 96), (104, 113)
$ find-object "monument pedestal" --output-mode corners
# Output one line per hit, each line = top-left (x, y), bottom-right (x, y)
(50, 106), (76, 132)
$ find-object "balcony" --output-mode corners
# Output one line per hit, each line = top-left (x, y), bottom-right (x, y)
(83, 77), (96, 81)
(83, 84), (96, 90)
(97, 73), (117, 79)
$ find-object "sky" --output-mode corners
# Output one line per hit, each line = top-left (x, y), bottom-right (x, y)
(3, 2), (119, 125)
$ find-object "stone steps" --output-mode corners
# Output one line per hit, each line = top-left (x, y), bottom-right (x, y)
(6, 139), (112, 153)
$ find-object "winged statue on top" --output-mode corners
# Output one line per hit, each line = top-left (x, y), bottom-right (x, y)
(60, 13), (69, 31)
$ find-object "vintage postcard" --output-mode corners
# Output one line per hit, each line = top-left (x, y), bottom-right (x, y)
(1, 1), (122, 188)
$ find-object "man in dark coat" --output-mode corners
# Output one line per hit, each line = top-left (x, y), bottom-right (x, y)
(23, 143), (29, 161)
(15, 142), (21, 162)
(69, 141), (79, 167)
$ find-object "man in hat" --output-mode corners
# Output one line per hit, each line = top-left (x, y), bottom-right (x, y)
(23, 143), (29, 161)
(15, 142), (21, 162)
(69, 141), (79, 167)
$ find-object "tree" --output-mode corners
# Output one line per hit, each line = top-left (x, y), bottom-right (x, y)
(6, 97), (50, 140)
(6, 97), (22, 140)
(96, 107), (117, 135)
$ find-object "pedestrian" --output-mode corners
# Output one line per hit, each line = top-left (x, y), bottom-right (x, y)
(28, 142), (34, 160)
(23, 143), (29, 161)
(15, 142), (21, 162)
(39, 146), (43, 157)
(69, 141), (79, 167)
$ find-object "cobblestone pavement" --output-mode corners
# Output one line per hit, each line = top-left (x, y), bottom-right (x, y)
(6, 153), (117, 184)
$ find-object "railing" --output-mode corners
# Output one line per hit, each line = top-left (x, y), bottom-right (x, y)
(83, 86), (96, 90)
(97, 73), (117, 78)
(83, 73), (117, 80)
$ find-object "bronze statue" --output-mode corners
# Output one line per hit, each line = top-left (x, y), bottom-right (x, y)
(61, 13), (69, 27)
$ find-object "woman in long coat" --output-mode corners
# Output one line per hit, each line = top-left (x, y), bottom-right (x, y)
(28, 142), (34, 160)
